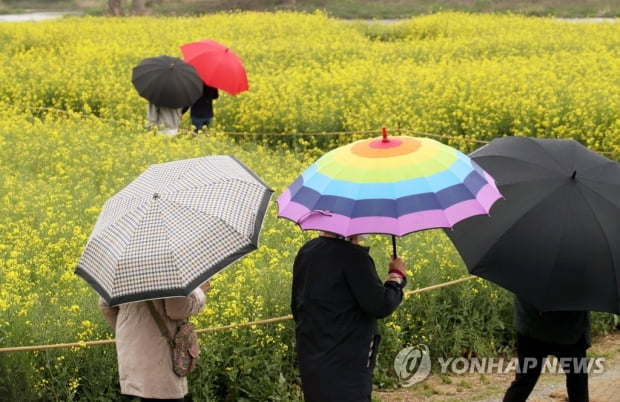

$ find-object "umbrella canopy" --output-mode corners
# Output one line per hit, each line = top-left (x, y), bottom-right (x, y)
(75, 155), (274, 306)
(276, 132), (503, 239)
(444, 136), (620, 314)
(131, 55), (203, 108)
(180, 39), (248, 95)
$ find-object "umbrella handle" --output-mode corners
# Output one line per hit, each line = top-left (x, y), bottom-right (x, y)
(392, 235), (397, 258)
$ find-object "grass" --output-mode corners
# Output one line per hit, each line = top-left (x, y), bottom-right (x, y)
(2, 0), (620, 18)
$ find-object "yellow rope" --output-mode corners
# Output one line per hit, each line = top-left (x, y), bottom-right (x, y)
(0, 276), (477, 353)
(196, 315), (294, 334)
(405, 275), (477, 296)
(2, 103), (474, 142)
(2, 103), (618, 157)
(0, 339), (115, 353)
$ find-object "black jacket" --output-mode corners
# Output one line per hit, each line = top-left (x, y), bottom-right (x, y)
(291, 236), (405, 402)
(514, 296), (592, 346)
(182, 84), (219, 118)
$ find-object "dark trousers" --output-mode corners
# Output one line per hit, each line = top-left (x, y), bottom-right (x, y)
(191, 116), (212, 132)
(503, 333), (589, 402)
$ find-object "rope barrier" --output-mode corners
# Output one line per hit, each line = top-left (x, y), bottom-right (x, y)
(0, 339), (115, 353)
(405, 275), (477, 296)
(2, 103), (474, 143)
(197, 315), (294, 334)
(3, 103), (617, 157)
(0, 275), (477, 353)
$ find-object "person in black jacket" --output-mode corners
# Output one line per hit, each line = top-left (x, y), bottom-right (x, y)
(291, 231), (407, 402)
(503, 295), (592, 402)
(182, 84), (219, 132)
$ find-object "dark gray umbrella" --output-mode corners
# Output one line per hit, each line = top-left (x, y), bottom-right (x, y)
(131, 55), (203, 108)
(445, 137), (620, 314)
(75, 155), (274, 306)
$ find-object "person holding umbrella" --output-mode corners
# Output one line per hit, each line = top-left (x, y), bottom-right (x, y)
(291, 231), (407, 402)
(182, 83), (219, 133)
(131, 55), (204, 137)
(441, 136), (619, 402)
(74, 155), (274, 400)
(98, 281), (211, 402)
(503, 295), (591, 402)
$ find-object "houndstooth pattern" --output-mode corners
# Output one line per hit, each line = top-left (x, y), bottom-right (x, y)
(76, 155), (273, 306)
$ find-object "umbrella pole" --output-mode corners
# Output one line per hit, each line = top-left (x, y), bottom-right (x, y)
(392, 235), (397, 258)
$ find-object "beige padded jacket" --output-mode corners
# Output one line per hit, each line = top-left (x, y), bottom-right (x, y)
(99, 289), (206, 399)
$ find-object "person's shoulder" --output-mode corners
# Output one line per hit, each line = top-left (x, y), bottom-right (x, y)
(298, 236), (346, 254)
(348, 243), (371, 261)
(330, 238), (371, 260)
(301, 236), (323, 249)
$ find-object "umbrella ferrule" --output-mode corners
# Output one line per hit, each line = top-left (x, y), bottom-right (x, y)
(571, 171), (576, 179)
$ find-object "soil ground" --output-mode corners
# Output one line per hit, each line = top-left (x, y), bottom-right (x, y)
(375, 330), (620, 401)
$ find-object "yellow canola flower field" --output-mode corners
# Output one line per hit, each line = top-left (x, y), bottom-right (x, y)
(0, 12), (618, 152)
(0, 11), (618, 400)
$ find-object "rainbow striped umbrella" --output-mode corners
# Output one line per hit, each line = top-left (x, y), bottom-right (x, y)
(277, 131), (503, 252)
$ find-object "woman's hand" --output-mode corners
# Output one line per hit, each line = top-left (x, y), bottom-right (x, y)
(386, 257), (406, 284)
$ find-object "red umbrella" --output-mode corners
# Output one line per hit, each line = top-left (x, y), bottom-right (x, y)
(180, 39), (248, 95)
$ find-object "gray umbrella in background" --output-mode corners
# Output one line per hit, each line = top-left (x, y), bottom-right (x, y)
(75, 155), (274, 306)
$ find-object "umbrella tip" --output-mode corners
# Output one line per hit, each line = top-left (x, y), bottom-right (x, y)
(571, 171), (576, 179)
(382, 126), (388, 143)
(169, 63), (175, 70)
(153, 193), (160, 199)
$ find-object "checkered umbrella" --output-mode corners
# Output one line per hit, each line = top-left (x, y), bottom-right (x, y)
(75, 155), (273, 306)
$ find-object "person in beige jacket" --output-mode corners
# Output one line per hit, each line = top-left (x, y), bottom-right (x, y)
(99, 282), (210, 401)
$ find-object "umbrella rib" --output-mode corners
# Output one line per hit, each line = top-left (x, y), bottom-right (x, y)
(106, 206), (163, 302)
(157, 206), (187, 291)
(478, 154), (568, 183)
(468, 180), (566, 274)
(569, 182), (620, 309)
(507, 181), (614, 312)
(533, 138), (573, 174)
(536, 190), (571, 311)
(476, 138), (568, 175)
(161, 196), (259, 244)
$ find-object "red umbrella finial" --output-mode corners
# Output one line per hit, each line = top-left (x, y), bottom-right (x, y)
(382, 126), (388, 143)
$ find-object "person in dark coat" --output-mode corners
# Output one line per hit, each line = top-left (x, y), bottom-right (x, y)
(503, 295), (592, 402)
(291, 231), (407, 402)
(182, 84), (219, 132)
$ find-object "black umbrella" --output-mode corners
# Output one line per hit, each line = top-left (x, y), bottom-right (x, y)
(444, 136), (620, 314)
(131, 55), (203, 108)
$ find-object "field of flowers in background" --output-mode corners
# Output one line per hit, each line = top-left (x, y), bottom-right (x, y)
(0, 11), (619, 401)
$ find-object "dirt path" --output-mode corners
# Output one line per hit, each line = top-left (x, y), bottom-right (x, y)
(375, 331), (620, 401)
